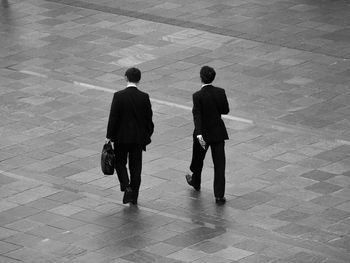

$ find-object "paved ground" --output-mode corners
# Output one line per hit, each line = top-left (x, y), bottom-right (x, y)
(0, 0), (350, 262)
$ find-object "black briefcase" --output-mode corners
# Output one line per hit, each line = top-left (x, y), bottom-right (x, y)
(101, 142), (115, 175)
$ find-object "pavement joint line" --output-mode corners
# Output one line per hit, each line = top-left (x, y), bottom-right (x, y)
(0, 169), (51, 186)
(83, 192), (190, 223)
(74, 81), (254, 124)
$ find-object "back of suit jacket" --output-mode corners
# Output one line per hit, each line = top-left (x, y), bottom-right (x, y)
(192, 85), (229, 143)
(106, 86), (154, 148)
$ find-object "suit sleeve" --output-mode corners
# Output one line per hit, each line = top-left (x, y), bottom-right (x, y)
(220, 89), (229, 115)
(145, 94), (154, 137)
(192, 93), (202, 136)
(106, 93), (119, 140)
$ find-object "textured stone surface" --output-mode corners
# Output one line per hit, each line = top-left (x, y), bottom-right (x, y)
(0, 0), (350, 262)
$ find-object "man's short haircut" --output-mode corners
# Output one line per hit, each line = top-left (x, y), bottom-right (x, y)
(200, 66), (216, 84)
(125, 67), (141, 83)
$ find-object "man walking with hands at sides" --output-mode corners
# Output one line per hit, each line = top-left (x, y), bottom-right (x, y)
(106, 67), (154, 205)
(186, 66), (229, 205)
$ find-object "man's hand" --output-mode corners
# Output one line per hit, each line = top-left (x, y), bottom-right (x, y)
(197, 135), (206, 149)
(105, 138), (114, 149)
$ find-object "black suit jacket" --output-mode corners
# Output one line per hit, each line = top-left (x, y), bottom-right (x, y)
(106, 86), (154, 150)
(192, 85), (229, 143)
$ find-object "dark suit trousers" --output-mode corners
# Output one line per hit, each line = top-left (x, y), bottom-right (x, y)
(114, 143), (143, 192)
(190, 139), (226, 198)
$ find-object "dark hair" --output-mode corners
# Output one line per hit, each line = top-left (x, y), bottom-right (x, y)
(125, 67), (141, 83)
(200, 66), (216, 84)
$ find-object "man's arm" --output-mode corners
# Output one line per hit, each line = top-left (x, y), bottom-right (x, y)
(192, 93), (206, 149)
(145, 94), (154, 137)
(106, 93), (119, 140)
(220, 89), (229, 115)
(192, 93), (202, 136)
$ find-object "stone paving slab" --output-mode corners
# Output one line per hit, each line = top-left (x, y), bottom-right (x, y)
(1, 0), (350, 262)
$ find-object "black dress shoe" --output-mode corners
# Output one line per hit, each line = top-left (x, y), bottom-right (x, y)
(120, 184), (127, 192)
(215, 197), (226, 205)
(123, 187), (133, 204)
(185, 174), (200, 191)
(130, 191), (138, 205)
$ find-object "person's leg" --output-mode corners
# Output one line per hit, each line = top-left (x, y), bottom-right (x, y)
(210, 141), (226, 199)
(114, 144), (129, 190)
(189, 138), (208, 189)
(128, 144), (143, 202)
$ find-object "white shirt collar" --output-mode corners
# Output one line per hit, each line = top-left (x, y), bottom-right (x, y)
(127, 82), (138, 88)
(201, 83), (212, 88)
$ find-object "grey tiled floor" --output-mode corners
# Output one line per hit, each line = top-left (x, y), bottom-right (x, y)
(0, 0), (350, 262)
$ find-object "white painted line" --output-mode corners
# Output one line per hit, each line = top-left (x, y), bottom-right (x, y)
(150, 98), (192, 111)
(73, 81), (113, 93)
(74, 81), (254, 124)
(337, 139), (350, 145)
(223, 114), (253, 124)
(19, 70), (48, 78)
(270, 124), (295, 132)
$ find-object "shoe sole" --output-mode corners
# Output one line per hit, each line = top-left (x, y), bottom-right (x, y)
(215, 198), (226, 205)
(185, 174), (200, 191)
